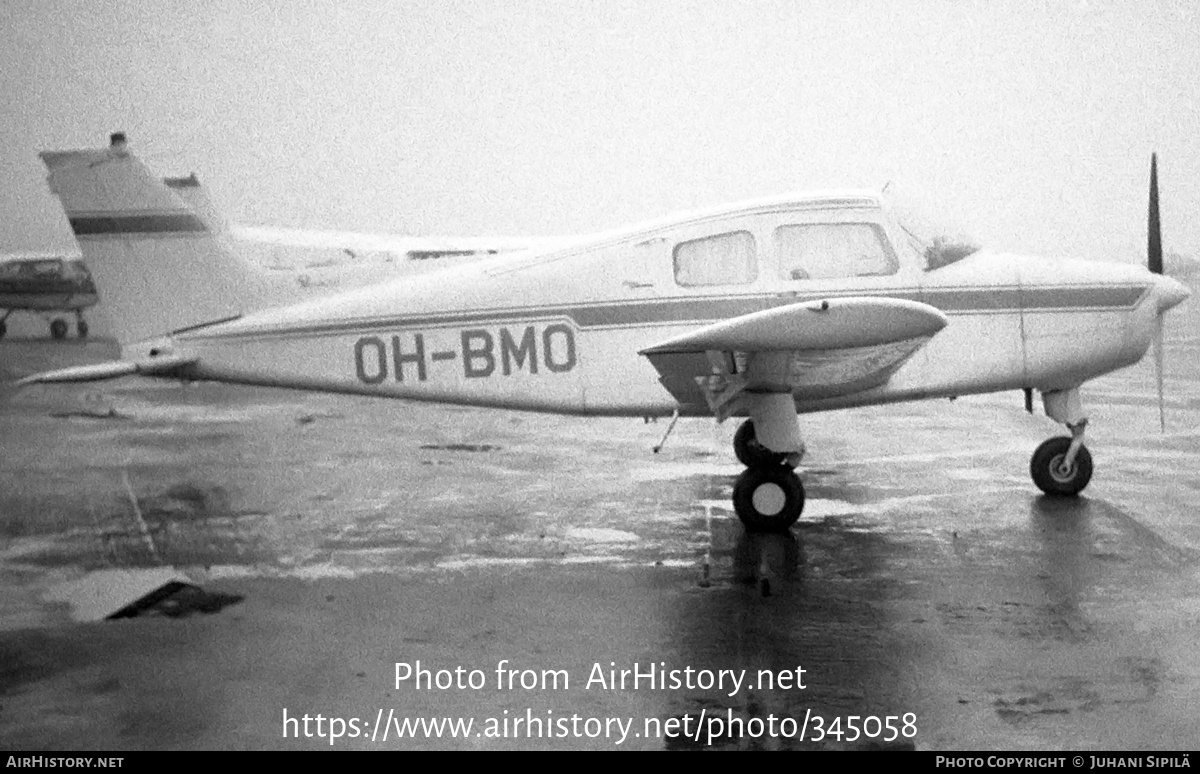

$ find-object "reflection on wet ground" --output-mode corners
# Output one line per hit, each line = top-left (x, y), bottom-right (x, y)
(1, 327), (1199, 749)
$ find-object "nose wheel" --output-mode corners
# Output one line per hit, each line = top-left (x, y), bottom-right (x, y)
(1031, 388), (1093, 496)
(1030, 436), (1092, 496)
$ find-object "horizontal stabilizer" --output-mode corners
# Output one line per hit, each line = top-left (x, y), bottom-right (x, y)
(16, 354), (197, 386)
(639, 296), (948, 355)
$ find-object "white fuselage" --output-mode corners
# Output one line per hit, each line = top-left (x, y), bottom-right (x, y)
(147, 195), (1168, 418)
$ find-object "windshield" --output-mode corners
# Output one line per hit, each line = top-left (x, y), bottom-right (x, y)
(884, 187), (981, 271)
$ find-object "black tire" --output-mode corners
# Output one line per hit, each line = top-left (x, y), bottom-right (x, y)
(50, 319), (68, 341)
(732, 466), (805, 532)
(733, 419), (790, 468)
(1030, 436), (1092, 496)
(77, 320), (89, 339)
(0, 320), (6, 340)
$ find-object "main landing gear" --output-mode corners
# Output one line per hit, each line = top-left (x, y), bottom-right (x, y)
(1029, 388), (1092, 496)
(731, 405), (807, 532)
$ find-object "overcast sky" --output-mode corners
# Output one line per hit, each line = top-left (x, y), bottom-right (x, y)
(2, 0), (1196, 263)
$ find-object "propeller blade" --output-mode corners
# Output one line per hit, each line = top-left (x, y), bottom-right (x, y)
(1149, 153), (1166, 430)
(1149, 153), (1162, 275)
(1154, 316), (1165, 432)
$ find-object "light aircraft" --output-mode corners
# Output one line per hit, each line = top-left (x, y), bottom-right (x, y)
(18, 133), (1191, 531)
(0, 253), (98, 340)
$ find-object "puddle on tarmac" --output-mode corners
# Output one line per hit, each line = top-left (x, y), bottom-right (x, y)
(563, 527), (639, 543)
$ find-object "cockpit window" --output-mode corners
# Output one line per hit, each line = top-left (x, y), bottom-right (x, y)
(774, 223), (897, 280)
(673, 230), (757, 286)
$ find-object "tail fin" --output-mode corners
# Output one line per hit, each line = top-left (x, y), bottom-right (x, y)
(41, 133), (263, 348)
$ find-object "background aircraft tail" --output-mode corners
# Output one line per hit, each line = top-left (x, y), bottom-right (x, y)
(163, 172), (229, 234)
(41, 133), (264, 348)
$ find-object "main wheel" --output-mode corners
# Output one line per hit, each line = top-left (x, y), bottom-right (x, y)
(77, 320), (89, 339)
(1030, 436), (1092, 496)
(733, 419), (791, 468)
(50, 319), (68, 341)
(0, 320), (6, 340)
(732, 466), (805, 532)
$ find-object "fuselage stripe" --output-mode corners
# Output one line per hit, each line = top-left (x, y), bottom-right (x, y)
(186, 284), (1150, 343)
(68, 213), (208, 236)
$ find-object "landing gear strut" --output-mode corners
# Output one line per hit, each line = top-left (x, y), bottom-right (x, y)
(1030, 388), (1092, 496)
(76, 311), (88, 339)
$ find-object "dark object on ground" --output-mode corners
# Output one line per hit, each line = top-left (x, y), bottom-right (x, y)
(106, 581), (243, 620)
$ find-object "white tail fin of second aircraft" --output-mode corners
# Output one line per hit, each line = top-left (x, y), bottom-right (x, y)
(163, 172), (229, 234)
(41, 133), (264, 348)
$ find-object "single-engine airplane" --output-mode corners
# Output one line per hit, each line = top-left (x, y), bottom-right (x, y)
(17, 133), (1191, 531)
(0, 254), (98, 340)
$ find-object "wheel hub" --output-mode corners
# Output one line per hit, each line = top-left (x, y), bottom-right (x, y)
(751, 482), (787, 516)
(1050, 454), (1076, 483)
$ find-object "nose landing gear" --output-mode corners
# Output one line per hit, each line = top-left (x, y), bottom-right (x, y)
(1030, 433), (1093, 495)
(1031, 388), (1092, 496)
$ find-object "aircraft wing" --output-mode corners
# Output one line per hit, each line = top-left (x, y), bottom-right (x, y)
(639, 296), (947, 416)
(14, 353), (197, 387)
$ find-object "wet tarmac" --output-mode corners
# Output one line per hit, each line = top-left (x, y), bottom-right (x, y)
(1, 299), (1199, 749)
